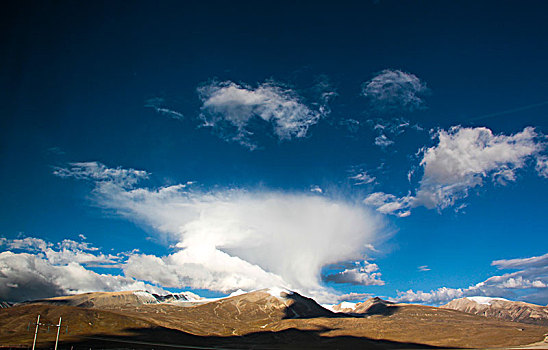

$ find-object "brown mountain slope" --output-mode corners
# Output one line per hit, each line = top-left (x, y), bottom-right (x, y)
(443, 297), (548, 326)
(6, 290), (547, 349)
(80, 289), (337, 336)
(27, 290), (202, 308)
(29, 291), (159, 308)
(329, 297), (396, 315)
(0, 303), (155, 348)
(0, 302), (440, 350)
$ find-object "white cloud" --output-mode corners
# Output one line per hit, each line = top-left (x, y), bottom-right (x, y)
(333, 292), (374, 302)
(418, 265), (431, 272)
(492, 252), (548, 270)
(0, 237), (51, 252)
(349, 171), (376, 185)
(45, 240), (120, 267)
(366, 126), (546, 216)
(374, 134), (394, 148)
(53, 162), (149, 188)
(123, 248), (287, 293)
(198, 80), (331, 149)
(364, 243), (379, 252)
(145, 97), (184, 119)
(414, 126), (543, 210)
(323, 260), (385, 286)
(367, 117), (423, 148)
(310, 185), (323, 193)
(0, 237), (165, 302)
(393, 252), (548, 305)
(370, 117), (414, 135)
(536, 156), (548, 178)
(0, 237), (120, 268)
(362, 69), (428, 112)
(364, 192), (412, 217)
(54, 162), (385, 303)
(393, 287), (465, 305)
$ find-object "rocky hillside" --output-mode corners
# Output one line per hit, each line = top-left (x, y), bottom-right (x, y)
(326, 297), (397, 315)
(2, 291), (547, 349)
(442, 296), (548, 326)
(28, 290), (204, 308)
(122, 288), (338, 336)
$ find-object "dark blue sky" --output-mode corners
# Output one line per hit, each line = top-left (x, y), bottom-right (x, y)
(1, 1), (548, 304)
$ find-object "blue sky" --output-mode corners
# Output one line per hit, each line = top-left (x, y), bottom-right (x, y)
(1, 1), (548, 304)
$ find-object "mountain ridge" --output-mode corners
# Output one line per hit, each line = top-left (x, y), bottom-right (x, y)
(1, 290), (547, 349)
(442, 296), (548, 326)
(325, 296), (398, 315)
(22, 290), (205, 308)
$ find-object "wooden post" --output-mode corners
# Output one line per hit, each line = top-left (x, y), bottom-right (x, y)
(31, 315), (40, 350)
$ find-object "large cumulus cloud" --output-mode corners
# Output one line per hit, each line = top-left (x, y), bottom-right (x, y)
(0, 237), (165, 302)
(46, 162), (385, 302)
(366, 126), (546, 216)
(198, 80), (334, 149)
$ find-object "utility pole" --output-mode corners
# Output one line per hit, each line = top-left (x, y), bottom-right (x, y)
(54, 317), (62, 350)
(30, 314), (63, 350)
(32, 315), (40, 350)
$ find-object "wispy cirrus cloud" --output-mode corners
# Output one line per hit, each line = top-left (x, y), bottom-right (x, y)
(53, 162), (149, 188)
(349, 170), (376, 186)
(364, 192), (412, 218)
(362, 69), (428, 113)
(367, 117), (424, 149)
(365, 126), (546, 216)
(145, 97), (185, 119)
(492, 252), (548, 270)
(197, 80), (334, 149)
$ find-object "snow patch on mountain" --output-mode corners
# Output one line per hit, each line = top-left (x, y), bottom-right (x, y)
(466, 296), (508, 305)
(132, 291), (158, 303)
(266, 287), (293, 298)
(340, 301), (357, 309)
(229, 289), (248, 297)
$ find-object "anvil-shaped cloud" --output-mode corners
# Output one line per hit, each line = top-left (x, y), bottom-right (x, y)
(52, 162), (385, 302)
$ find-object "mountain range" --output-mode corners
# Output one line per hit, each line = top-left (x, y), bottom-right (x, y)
(1, 290), (547, 349)
(442, 296), (548, 326)
(25, 290), (204, 308)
